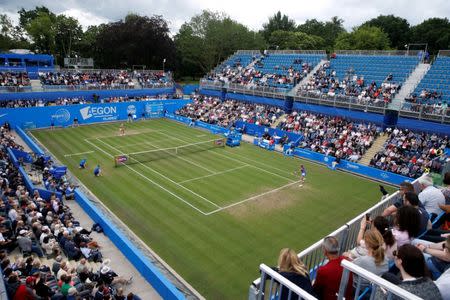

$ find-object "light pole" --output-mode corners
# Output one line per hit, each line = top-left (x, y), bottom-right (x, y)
(163, 58), (166, 73)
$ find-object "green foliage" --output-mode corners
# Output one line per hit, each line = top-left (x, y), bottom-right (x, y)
(335, 26), (391, 50)
(54, 15), (83, 61)
(25, 12), (56, 54)
(411, 18), (450, 54)
(175, 10), (266, 77)
(261, 11), (296, 42)
(18, 6), (54, 28)
(92, 14), (175, 69)
(269, 30), (324, 50)
(362, 15), (410, 49)
(297, 16), (345, 49)
(0, 14), (30, 51)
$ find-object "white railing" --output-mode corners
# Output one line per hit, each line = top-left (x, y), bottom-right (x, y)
(338, 260), (422, 300)
(236, 50), (262, 55)
(266, 50), (326, 55)
(249, 187), (408, 299)
(294, 92), (388, 114)
(256, 264), (318, 300)
(437, 50), (450, 57)
(399, 102), (450, 124)
(334, 50), (421, 57)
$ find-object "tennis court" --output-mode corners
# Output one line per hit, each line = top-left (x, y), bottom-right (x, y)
(30, 118), (391, 299)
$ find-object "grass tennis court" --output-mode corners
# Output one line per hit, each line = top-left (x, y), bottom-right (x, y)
(31, 119), (393, 299)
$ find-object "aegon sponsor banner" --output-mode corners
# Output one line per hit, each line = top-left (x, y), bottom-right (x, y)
(0, 100), (190, 128)
(80, 106), (118, 121)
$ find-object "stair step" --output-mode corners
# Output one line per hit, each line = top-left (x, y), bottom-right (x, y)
(358, 134), (390, 166)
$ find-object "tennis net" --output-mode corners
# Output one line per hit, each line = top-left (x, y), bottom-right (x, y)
(114, 138), (226, 166)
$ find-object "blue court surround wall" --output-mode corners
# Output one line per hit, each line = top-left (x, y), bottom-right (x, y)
(0, 99), (190, 128)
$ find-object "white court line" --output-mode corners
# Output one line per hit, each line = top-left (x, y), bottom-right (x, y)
(64, 151), (94, 157)
(157, 131), (295, 183)
(83, 138), (210, 215)
(204, 180), (301, 215)
(114, 137), (176, 149)
(100, 136), (216, 174)
(95, 138), (221, 209)
(160, 126), (296, 178)
(178, 164), (249, 184)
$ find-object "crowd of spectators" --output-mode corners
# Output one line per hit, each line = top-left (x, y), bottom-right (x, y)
(39, 70), (134, 89)
(0, 72), (30, 87)
(297, 63), (400, 107)
(278, 110), (379, 161)
(403, 90), (448, 116)
(0, 93), (175, 109)
(369, 128), (449, 178)
(273, 172), (450, 300)
(134, 71), (172, 88)
(175, 95), (283, 127)
(0, 97), (89, 108)
(206, 55), (312, 90)
(0, 124), (141, 299)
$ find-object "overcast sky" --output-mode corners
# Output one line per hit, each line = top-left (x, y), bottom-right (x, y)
(1, 0), (449, 34)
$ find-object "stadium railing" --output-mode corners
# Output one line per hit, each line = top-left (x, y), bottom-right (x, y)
(199, 79), (289, 100)
(249, 187), (412, 300)
(0, 86), (32, 93)
(236, 50), (261, 55)
(42, 83), (136, 91)
(265, 50), (326, 55)
(438, 50), (450, 57)
(257, 264), (318, 300)
(335, 50), (421, 57)
(399, 103), (450, 124)
(294, 92), (388, 114)
(338, 260), (422, 300)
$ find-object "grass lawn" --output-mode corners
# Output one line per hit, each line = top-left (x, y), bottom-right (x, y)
(31, 119), (394, 299)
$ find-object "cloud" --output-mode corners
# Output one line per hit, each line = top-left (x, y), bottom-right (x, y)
(61, 9), (109, 29)
(1, 0), (449, 34)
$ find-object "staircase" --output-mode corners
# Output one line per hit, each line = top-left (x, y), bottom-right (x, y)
(358, 134), (390, 166)
(288, 59), (327, 97)
(389, 63), (431, 110)
(271, 113), (286, 128)
(132, 78), (141, 89)
(30, 79), (43, 92)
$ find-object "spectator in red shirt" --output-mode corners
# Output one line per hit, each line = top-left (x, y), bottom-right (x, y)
(13, 276), (38, 300)
(313, 236), (353, 300)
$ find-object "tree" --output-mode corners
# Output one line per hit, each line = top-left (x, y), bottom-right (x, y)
(25, 11), (56, 53)
(175, 10), (266, 77)
(18, 6), (54, 28)
(411, 18), (450, 54)
(334, 26), (390, 50)
(297, 16), (345, 49)
(78, 25), (104, 60)
(362, 15), (410, 49)
(93, 14), (176, 69)
(54, 15), (83, 61)
(261, 11), (296, 42)
(0, 14), (30, 51)
(269, 30), (324, 50)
